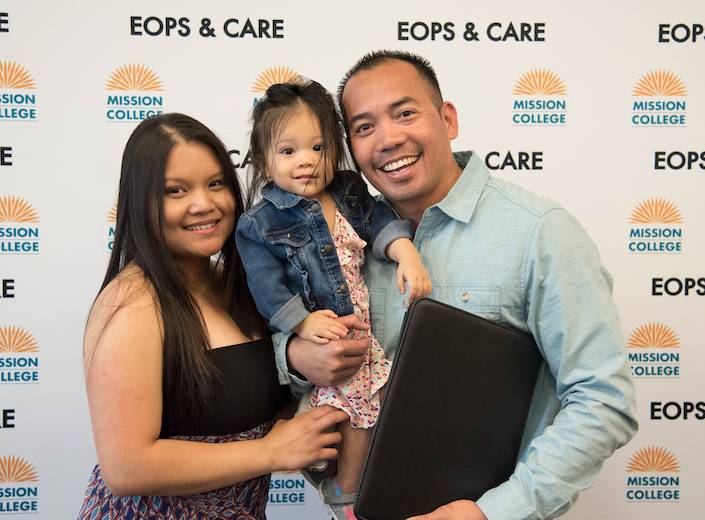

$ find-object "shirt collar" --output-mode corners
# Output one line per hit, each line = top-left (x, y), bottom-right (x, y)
(374, 150), (487, 224)
(434, 150), (488, 224)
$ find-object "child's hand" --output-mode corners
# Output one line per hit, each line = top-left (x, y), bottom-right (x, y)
(294, 310), (349, 344)
(386, 237), (432, 304)
(397, 258), (432, 303)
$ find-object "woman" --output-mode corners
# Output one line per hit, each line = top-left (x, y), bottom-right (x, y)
(79, 113), (346, 519)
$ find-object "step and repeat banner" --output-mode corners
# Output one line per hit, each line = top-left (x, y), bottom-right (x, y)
(1, 0), (704, 518)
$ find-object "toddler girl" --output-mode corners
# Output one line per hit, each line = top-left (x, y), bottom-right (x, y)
(235, 80), (431, 516)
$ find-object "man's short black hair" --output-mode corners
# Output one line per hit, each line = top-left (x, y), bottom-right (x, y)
(337, 50), (444, 127)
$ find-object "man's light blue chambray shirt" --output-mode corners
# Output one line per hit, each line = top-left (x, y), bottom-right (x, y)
(276, 151), (637, 519)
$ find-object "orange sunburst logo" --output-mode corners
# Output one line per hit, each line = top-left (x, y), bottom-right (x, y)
(513, 69), (566, 96)
(0, 456), (39, 483)
(0, 61), (36, 89)
(0, 196), (39, 223)
(629, 198), (683, 224)
(627, 447), (680, 473)
(251, 66), (302, 93)
(107, 204), (117, 223)
(106, 64), (163, 91)
(0, 326), (39, 353)
(633, 70), (687, 97)
(628, 323), (680, 348)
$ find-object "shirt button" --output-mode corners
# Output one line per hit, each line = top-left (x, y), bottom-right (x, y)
(322, 243), (335, 254)
(337, 283), (349, 295)
(309, 203), (321, 213)
(460, 291), (471, 302)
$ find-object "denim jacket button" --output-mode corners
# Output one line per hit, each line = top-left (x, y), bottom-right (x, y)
(337, 283), (349, 294)
(322, 243), (335, 254)
(309, 203), (321, 213)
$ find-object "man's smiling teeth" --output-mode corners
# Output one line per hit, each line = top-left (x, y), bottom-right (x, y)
(382, 155), (419, 172)
(185, 222), (216, 231)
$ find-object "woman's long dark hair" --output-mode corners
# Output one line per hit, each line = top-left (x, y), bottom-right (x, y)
(103, 113), (267, 427)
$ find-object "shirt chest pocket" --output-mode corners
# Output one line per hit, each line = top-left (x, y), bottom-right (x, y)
(435, 285), (501, 321)
(265, 224), (312, 274)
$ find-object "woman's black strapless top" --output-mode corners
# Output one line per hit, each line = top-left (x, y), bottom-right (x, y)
(160, 338), (291, 437)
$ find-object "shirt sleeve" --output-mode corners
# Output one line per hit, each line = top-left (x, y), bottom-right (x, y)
(272, 331), (313, 395)
(476, 208), (638, 520)
(235, 213), (310, 333)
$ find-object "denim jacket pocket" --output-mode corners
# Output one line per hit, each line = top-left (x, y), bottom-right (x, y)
(265, 224), (316, 309)
(265, 224), (311, 248)
(265, 224), (311, 271)
(436, 285), (501, 321)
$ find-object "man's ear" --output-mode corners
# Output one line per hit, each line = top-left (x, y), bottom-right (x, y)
(441, 101), (459, 140)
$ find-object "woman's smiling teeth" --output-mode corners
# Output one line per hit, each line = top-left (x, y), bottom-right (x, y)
(381, 155), (419, 172)
(185, 221), (216, 231)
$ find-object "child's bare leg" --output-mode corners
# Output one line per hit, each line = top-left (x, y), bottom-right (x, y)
(336, 420), (371, 494)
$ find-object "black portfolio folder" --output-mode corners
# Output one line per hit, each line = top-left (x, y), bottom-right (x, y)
(354, 298), (542, 520)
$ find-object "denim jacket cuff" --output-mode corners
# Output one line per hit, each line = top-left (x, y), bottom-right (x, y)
(372, 219), (413, 260)
(270, 294), (310, 334)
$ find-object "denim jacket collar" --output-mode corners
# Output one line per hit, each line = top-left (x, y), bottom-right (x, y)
(261, 182), (309, 210)
(260, 172), (365, 211)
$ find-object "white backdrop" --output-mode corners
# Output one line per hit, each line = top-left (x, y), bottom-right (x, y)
(1, 0), (704, 518)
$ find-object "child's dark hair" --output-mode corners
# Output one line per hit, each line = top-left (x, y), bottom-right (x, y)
(247, 80), (346, 207)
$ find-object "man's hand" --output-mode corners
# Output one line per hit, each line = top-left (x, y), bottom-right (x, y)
(406, 500), (488, 520)
(287, 314), (369, 386)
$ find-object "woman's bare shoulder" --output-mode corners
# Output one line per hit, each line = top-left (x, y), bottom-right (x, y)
(84, 264), (161, 363)
(90, 264), (157, 320)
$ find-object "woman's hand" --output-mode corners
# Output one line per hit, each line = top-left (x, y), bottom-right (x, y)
(263, 405), (348, 472)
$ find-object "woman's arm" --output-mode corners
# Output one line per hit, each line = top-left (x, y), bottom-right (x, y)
(84, 275), (345, 497)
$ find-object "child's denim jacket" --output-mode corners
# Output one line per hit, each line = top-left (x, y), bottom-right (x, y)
(235, 170), (412, 333)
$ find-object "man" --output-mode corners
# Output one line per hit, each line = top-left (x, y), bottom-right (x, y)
(277, 51), (638, 519)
